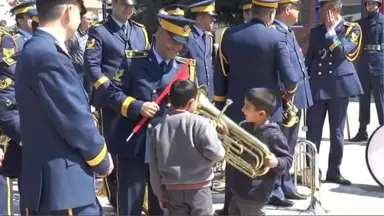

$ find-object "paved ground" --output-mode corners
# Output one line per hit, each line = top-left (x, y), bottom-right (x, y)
(11, 100), (384, 215)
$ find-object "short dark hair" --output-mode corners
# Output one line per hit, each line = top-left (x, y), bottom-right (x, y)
(277, 3), (293, 14)
(250, 4), (275, 19)
(244, 88), (276, 116)
(36, 0), (85, 22)
(169, 80), (197, 108)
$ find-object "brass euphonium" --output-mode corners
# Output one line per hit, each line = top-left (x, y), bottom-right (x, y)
(281, 99), (299, 128)
(0, 129), (11, 146)
(195, 86), (273, 178)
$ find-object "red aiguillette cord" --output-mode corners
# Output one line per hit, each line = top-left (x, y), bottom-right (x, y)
(126, 59), (192, 142)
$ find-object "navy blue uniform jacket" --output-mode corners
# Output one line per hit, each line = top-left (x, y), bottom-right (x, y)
(305, 20), (363, 100)
(230, 121), (292, 202)
(0, 55), (22, 178)
(214, 19), (299, 123)
(104, 49), (196, 160)
(15, 29), (110, 211)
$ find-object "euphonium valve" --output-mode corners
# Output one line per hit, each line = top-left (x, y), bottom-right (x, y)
(196, 86), (272, 178)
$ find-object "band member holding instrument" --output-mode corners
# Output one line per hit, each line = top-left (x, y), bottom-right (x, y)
(83, 0), (149, 209)
(214, 0), (298, 214)
(305, 0), (363, 185)
(0, 14), (39, 216)
(269, 0), (313, 206)
(350, 0), (384, 142)
(15, 0), (114, 215)
(104, 12), (196, 216)
(10, 1), (38, 52)
(180, 0), (216, 101)
(229, 88), (292, 216)
(150, 80), (225, 216)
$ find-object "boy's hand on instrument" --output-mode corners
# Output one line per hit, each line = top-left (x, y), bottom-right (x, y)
(140, 102), (160, 117)
(264, 154), (278, 168)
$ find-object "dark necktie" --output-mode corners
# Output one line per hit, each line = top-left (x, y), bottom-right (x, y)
(121, 24), (126, 34)
(289, 28), (296, 40)
(160, 61), (167, 73)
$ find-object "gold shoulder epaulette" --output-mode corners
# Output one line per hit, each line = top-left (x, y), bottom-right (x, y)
(125, 50), (148, 58)
(92, 20), (106, 28)
(175, 56), (196, 66)
(269, 24), (276, 29)
(205, 31), (213, 37)
(2, 57), (16, 66)
(131, 20), (146, 29)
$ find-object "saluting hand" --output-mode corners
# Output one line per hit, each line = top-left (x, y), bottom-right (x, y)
(140, 102), (160, 117)
(325, 10), (336, 30)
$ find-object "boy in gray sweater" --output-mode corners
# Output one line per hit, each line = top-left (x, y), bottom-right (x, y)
(149, 80), (225, 216)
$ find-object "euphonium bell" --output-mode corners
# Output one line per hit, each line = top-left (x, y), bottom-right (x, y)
(282, 99), (299, 128)
(195, 86), (273, 178)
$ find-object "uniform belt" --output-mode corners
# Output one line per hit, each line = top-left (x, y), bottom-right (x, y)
(364, 44), (382, 51)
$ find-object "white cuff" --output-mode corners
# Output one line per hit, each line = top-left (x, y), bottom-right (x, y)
(325, 28), (336, 38)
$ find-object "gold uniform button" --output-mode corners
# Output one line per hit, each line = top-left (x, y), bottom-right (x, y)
(318, 63), (322, 66)
(329, 62), (332, 65)
(148, 124), (152, 129)
(318, 72), (321, 75)
(167, 103), (172, 108)
(330, 54), (333, 57)
(152, 89), (157, 94)
(329, 71), (332, 74)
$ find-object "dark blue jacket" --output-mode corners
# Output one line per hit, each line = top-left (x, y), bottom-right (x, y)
(15, 29), (110, 211)
(230, 121), (292, 202)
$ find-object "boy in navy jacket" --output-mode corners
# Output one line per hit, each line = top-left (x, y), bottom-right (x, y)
(228, 88), (293, 216)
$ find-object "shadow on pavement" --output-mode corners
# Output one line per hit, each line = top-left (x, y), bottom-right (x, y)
(329, 183), (384, 198)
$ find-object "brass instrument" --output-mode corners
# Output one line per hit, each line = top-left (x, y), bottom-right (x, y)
(282, 99), (299, 128)
(195, 86), (272, 178)
(92, 111), (100, 128)
(294, 140), (329, 214)
(0, 129), (11, 146)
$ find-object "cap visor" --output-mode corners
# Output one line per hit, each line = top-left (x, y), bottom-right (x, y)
(167, 31), (189, 44)
(208, 11), (217, 16)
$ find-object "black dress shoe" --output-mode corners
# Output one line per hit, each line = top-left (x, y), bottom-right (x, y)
(350, 131), (368, 142)
(286, 192), (306, 200)
(326, 175), (352, 185)
(268, 196), (294, 207)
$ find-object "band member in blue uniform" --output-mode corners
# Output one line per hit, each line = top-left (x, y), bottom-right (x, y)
(0, 16), (39, 216)
(104, 13), (196, 216)
(83, 1), (149, 208)
(9, 1), (38, 52)
(214, 1), (299, 215)
(240, 0), (252, 23)
(181, 0), (216, 101)
(269, 0), (314, 207)
(305, 0), (363, 185)
(15, 0), (113, 215)
(350, 0), (384, 142)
